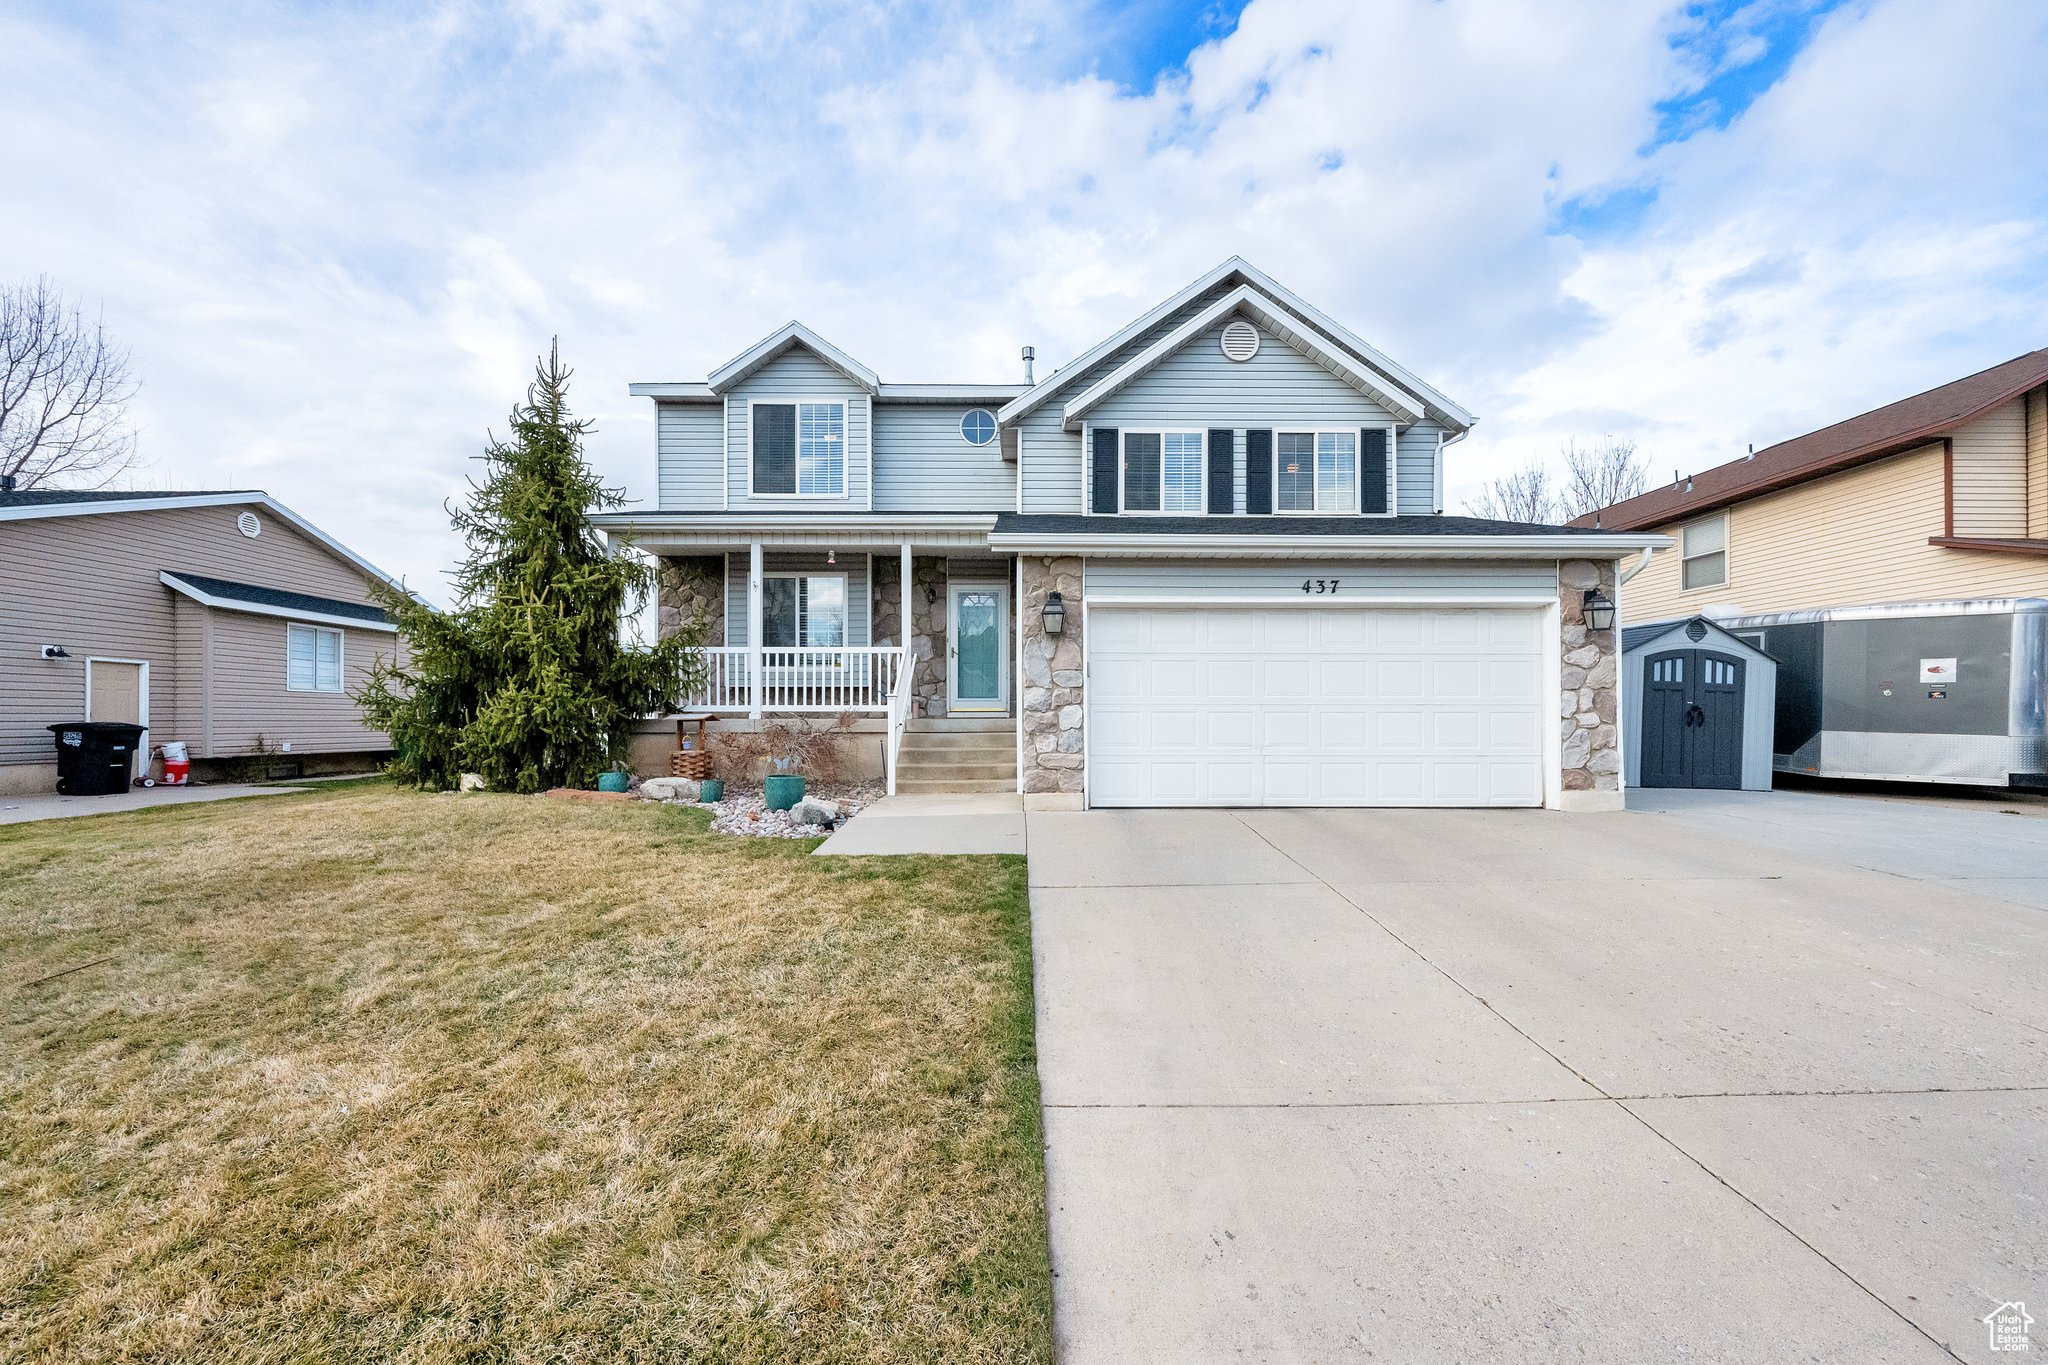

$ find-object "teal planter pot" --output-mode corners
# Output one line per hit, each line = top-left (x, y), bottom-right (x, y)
(699, 778), (724, 803)
(596, 771), (631, 794)
(763, 774), (805, 811)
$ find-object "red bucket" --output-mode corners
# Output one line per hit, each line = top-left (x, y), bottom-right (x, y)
(162, 758), (190, 785)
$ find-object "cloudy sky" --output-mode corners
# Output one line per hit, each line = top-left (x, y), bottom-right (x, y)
(5, 0), (2045, 599)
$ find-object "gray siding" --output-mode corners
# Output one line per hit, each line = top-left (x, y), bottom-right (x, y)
(1019, 278), (1240, 515)
(0, 503), (391, 767)
(723, 350), (872, 510)
(1084, 558), (1558, 603)
(1089, 319), (1403, 429)
(1025, 317), (1443, 516)
(655, 401), (723, 510)
(1397, 423), (1442, 516)
(722, 551), (873, 647)
(872, 404), (1015, 511)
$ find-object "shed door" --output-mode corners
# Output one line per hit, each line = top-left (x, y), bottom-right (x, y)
(1088, 606), (1545, 807)
(1639, 649), (1744, 790)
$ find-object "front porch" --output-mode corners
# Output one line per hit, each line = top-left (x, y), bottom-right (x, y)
(659, 542), (1018, 723)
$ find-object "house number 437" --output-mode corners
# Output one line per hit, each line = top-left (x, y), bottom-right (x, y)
(1301, 578), (1341, 594)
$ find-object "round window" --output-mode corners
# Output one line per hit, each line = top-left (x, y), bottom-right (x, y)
(960, 409), (997, 446)
(236, 511), (262, 538)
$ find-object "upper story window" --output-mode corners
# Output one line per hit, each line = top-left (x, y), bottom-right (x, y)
(1122, 430), (1205, 513)
(1275, 431), (1357, 513)
(762, 574), (846, 647)
(752, 401), (845, 496)
(960, 409), (997, 445)
(285, 623), (343, 692)
(1681, 513), (1728, 589)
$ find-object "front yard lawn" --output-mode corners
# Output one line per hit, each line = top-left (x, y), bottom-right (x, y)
(0, 784), (1050, 1362)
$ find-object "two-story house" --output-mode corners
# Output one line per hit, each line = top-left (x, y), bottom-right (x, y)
(595, 258), (1665, 811)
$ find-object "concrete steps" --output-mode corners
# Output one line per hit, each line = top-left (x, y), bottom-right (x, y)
(894, 718), (1016, 794)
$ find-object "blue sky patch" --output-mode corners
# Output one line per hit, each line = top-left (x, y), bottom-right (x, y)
(1652, 0), (1853, 148)
(1087, 0), (1252, 90)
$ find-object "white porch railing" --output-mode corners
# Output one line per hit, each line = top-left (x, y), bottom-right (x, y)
(687, 646), (910, 714)
(884, 657), (913, 796)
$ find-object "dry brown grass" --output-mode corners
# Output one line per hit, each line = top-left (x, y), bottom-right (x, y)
(0, 783), (1049, 1363)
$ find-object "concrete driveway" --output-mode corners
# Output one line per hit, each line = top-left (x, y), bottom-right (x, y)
(1027, 792), (2048, 1363)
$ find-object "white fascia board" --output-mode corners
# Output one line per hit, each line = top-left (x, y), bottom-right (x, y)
(1229, 259), (1478, 430)
(629, 382), (717, 400)
(986, 531), (1672, 559)
(593, 512), (996, 537)
(1059, 285), (1426, 430)
(997, 256), (1251, 426)
(706, 321), (880, 395)
(159, 571), (399, 632)
(877, 384), (1030, 402)
(2, 492), (406, 593)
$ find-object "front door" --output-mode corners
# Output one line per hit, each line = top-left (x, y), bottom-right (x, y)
(1639, 649), (1745, 789)
(948, 584), (1008, 714)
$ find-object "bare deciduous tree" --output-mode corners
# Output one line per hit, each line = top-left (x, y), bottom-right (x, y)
(1463, 435), (1650, 525)
(1464, 463), (1560, 524)
(1559, 436), (1647, 522)
(0, 277), (138, 490)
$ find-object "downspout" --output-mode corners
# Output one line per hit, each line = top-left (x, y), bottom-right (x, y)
(1436, 427), (1468, 515)
(1619, 546), (1654, 584)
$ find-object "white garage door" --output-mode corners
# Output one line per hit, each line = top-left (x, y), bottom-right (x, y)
(1088, 606), (1546, 807)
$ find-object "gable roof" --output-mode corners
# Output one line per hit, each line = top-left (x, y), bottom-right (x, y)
(159, 570), (397, 631)
(1060, 284), (1425, 429)
(0, 489), (402, 590)
(1579, 348), (2048, 532)
(999, 256), (1475, 431)
(706, 320), (880, 395)
(1620, 614), (1773, 660)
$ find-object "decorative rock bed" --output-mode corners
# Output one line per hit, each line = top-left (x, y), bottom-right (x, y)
(637, 780), (883, 839)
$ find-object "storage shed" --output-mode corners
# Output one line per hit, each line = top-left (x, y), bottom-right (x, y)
(1622, 616), (1777, 791)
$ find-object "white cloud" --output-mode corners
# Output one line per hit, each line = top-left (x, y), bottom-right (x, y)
(0, 0), (2042, 599)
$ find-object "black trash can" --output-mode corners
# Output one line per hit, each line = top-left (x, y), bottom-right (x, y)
(48, 722), (146, 795)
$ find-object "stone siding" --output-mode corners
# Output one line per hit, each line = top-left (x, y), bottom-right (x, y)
(1019, 555), (1084, 803)
(658, 554), (725, 644)
(871, 554), (950, 717)
(1558, 557), (1621, 809)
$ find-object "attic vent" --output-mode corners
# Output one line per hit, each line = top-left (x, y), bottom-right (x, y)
(236, 511), (262, 539)
(1220, 320), (1260, 363)
(1685, 620), (1708, 642)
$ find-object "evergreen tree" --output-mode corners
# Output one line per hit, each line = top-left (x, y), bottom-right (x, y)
(360, 343), (703, 792)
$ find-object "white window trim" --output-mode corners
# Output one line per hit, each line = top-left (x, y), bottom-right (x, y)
(285, 622), (346, 693)
(960, 408), (999, 446)
(744, 397), (851, 500)
(760, 572), (851, 648)
(1272, 427), (1396, 517)
(1118, 427), (1208, 516)
(1679, 512), (1730, 592)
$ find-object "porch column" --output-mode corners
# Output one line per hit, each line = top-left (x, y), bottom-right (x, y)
(748, 541), (764, 720)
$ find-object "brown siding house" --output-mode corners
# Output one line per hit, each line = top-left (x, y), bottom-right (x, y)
(0, 489), (404, 795)
(1577, 350), (2048, 622)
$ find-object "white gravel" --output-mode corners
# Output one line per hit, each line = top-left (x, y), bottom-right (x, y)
(642, 782), (883, 839)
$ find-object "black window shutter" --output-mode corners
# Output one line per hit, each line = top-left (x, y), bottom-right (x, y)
(1090, 427), (1118, 514)
(1244, 429), (1273, 515)
(1361, 427), (1389, 514)
(753, 404), (796, 493)
(1206, 429), (1234, 514)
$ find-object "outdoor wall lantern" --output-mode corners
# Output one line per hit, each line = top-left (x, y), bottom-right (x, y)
(39, 644), (69, 660)
(1042, 591), (1066, 636)
(1582, 587), (1616, 632)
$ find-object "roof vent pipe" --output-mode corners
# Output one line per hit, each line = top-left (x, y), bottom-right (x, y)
(1673, 469), (1682, 489)
(1021, 346), (1035, 385)
(1747, 443), (1755, 460)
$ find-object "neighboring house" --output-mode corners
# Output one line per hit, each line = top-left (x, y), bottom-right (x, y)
(1580, 349), (2048, 621)
(0, 488), (403, 795)
(595, 257), (1665, 810)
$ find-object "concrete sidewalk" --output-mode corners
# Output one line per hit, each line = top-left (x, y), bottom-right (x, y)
(812, 792), (1025, 855)
(1028, 800), (2048, 1363)
(0, 783), (308, 826)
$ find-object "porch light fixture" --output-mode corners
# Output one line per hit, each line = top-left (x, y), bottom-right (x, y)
(1042, 591), (1066, 636)
(826, 549), (836, 565)
(1582, 587), (1616, 632)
